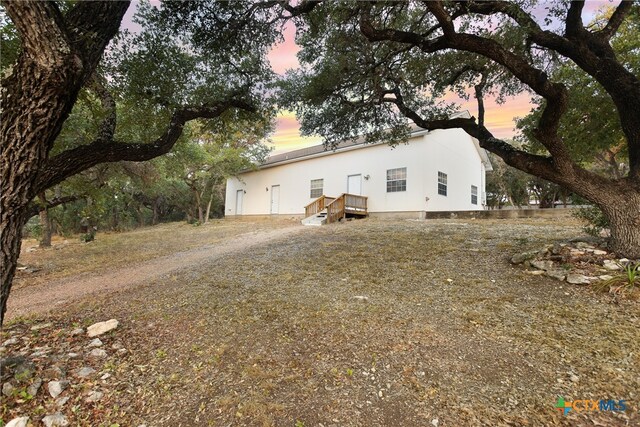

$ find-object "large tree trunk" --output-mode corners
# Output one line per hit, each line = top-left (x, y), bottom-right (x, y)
(38, 193), (52, 247)
(0, 1), (130, 326)
(39, 209), (52, 248)
(599, 192), (640, 259)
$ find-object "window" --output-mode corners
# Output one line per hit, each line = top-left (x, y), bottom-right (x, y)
(310, 179), (323, 198)
(387, 167), (407, 192)
(438, 171), (447, 196)
(471, 185), (478, 205)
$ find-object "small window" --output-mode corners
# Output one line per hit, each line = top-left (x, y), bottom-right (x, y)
(471, 185), (478, 205)
(310, 179), (323, 198)
(438, 171), (447, 196)
(387, 167), (407, 192)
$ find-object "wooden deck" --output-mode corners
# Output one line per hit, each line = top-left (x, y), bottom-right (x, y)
(304, 194), (368, 224)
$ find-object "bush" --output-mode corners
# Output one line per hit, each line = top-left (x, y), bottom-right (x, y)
(573, 205), (609, 237)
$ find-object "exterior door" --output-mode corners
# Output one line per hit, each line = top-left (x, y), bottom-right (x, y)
(235, 190), (243, 215)
(270, 185), (280, 214)
(347, 174), (362, 195)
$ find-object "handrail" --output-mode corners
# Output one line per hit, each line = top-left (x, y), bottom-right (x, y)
(325, 193), (368, 223)
(304, 195), (335, 217)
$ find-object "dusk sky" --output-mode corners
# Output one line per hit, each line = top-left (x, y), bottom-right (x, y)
(123, 1), (615, 155)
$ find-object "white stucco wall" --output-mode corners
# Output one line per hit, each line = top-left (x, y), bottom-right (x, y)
(225, 128), (488, 216)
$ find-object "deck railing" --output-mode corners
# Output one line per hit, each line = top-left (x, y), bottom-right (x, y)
(304, 195), (335, 217)
(325, 193), (368, 223)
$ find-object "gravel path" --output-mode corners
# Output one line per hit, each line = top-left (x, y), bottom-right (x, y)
(7, 225), (305, 320)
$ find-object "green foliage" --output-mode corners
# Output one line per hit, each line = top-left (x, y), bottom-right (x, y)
(597, 262), (640, 293)
(516, 6), (638, 174)
(573, 206), (610, 237)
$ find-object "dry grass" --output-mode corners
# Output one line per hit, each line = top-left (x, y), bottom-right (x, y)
(15, 218), (297, 290)
(3, 217), (638, 426)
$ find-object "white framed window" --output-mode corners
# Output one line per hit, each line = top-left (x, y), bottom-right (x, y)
(471, 185), (478, 205)
(386, 167), (407, 192)
(310, 179), (323, 198)
(438, 171), (447, 196)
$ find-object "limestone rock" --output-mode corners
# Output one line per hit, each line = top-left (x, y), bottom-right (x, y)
(567, 273), (591, 285)
(27, 377), (42, 397)
(3, 337), (19, 346)
(70, 328), (84, 336)
(47, 380), (69, 398)
(87, 319), (119, 337)
(6, 416), (29, 427)
(87, 338), (103, 348)
(76, 367), (96, 378)
(89, 348), (108, 358)
(42, 413), (69, 427)
(603, 260), (621, 271)
(2, 381), (15, 397)
(85, 390), (104, 403)
(531, 260), (554, 271)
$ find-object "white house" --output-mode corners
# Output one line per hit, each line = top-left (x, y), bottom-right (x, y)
(225, 122), (492, 220)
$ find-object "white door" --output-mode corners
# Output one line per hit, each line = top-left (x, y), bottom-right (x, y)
(270, 185), (280, 214)
(347, 174), (362, 195)
(235, 190), (243, 215)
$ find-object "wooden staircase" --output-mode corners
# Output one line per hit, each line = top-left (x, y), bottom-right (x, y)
(303, 193), (368, 225)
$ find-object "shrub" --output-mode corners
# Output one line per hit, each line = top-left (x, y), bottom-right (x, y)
(573, 205), (609, 237)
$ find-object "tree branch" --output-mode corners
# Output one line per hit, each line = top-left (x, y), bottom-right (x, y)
(34, 99), (257, 194)
(26, 195), (82, 220)
(599, 0), (634, 40)
(0, 0), (70, 66)
(565, 1), (586, 37)
(88, 73), (117, 142)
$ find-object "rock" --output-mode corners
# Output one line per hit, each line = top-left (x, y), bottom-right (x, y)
(574, 241), (594, 249)
(117, 348), (127, 355)
(619, 258), (630, 264)
(567, 274), (591, 285)
(67, 352), (80, 358)
(603, 260), (621, 271)
(47, 380), (69, 398)
(546, 270), (566, 281)
(42, 413), (69, 427)
(27, 377), (42, 396)
(570, 374), (579, 382)
(569, 249), (585, 256)
(30, 322), (53, 331)
(70, 328), (84, 336)
(111, 342), (124, 350)
(5, 416), (29, 427)
(526, 270), (545, 275)
(2, 381), (15, 397)
(3, 337), (19, 346)
(87, 338), (103, 348)
(598, 275), (614, 281)
(56, 396), (70, 407)
(85, 390), (104, 402)
(531, 260), (554, 271)
(593, 250), (607, 255)
(89, 348), (108, 358)
(101, 373), (111, 380)
(76, 367), (96, 378)
(511, 251), (537, 264)
(352, 295), (369, 302)
(87, 319), (119, 337)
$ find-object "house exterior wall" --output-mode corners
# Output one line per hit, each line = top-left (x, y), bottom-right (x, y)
(225, 128), (487, 216)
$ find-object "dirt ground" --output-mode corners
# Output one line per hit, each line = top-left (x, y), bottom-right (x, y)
(2, 217), (639, 426)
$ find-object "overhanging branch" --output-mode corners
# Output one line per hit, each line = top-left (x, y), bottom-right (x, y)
(34, 99), (257, 194)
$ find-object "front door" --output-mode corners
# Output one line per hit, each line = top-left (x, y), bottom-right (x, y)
(347, 174), (362, 195)
(270, 185), (280, 214)
(235, 190), (243, 215)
